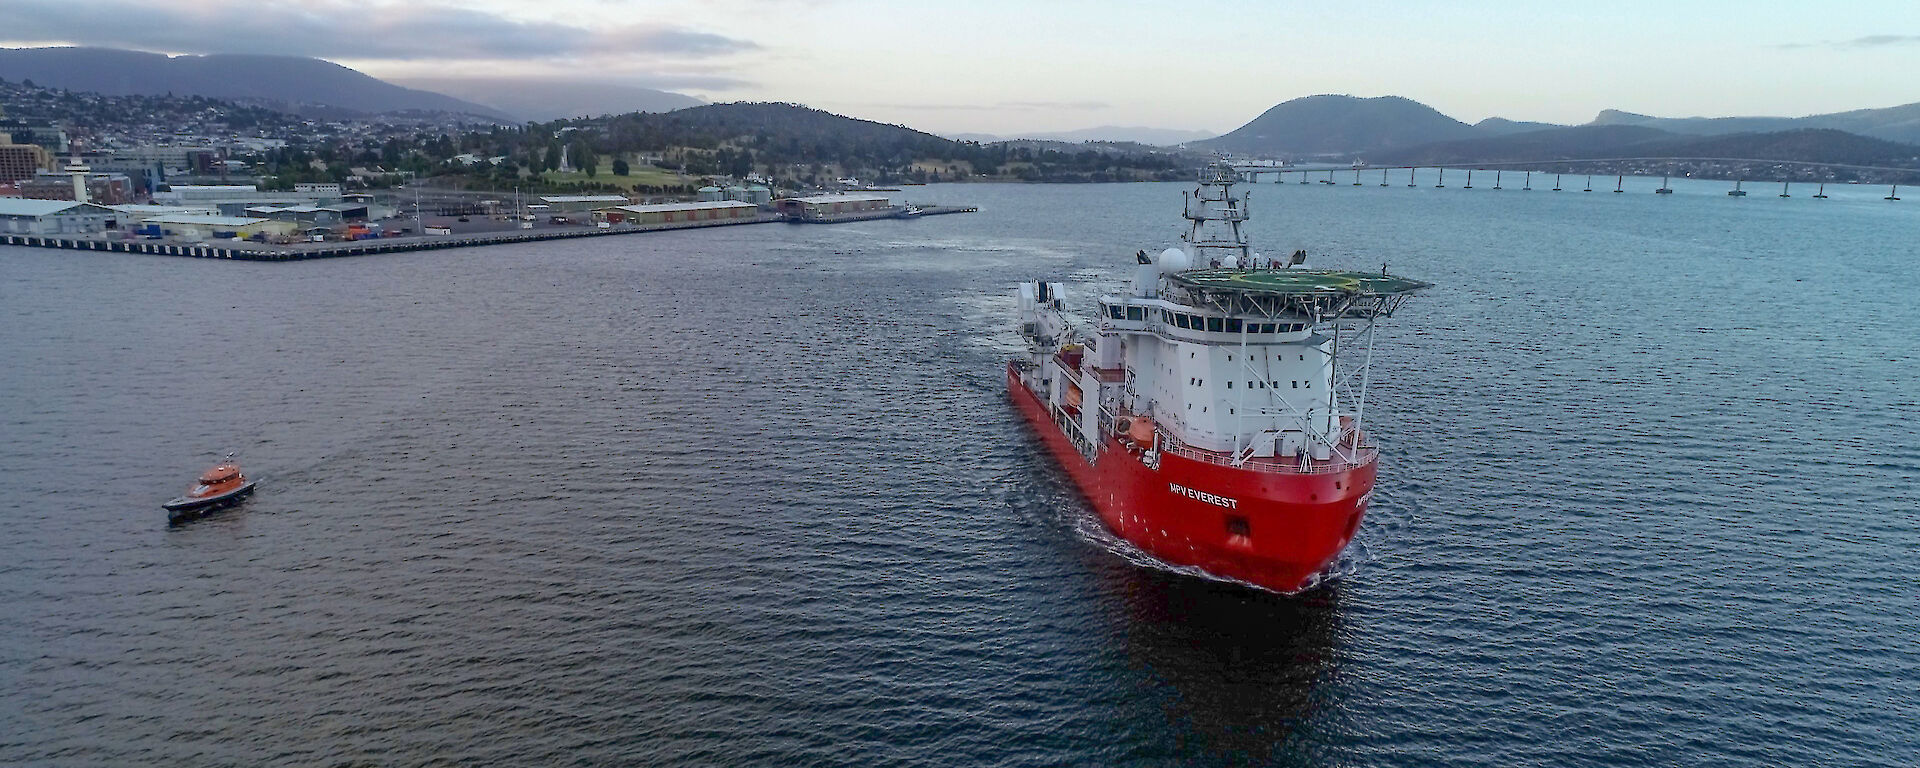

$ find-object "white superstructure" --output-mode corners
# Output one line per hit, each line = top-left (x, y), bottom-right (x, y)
(1017, 160), (1425, 469)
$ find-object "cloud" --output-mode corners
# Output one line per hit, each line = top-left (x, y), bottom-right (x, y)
(1837, 34), (1920, 47)
(1002, 101), (1110, 111)
(1775, 34), (1920, 50)
(0, 0), (758, 62)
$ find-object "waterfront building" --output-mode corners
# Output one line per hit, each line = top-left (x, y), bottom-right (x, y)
(0, 199), (117, 235)
(108, 204), (221, 221)
(596, 201), (759, 225)
(538, 194), (630, 213)
(152, 184), (270, 205)
(774, 194), (892, 219)
(243, 205), (368, 227)
(136, 213), (297, 240)
(153, 184), (345, 216)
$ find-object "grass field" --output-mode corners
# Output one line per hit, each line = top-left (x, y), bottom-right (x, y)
(540, 161), (687, 190)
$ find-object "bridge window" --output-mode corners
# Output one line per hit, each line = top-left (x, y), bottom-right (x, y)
(1226, 319), (1242, 333)
(1127, 306), (1144, 321)
(1206, 317), (1224, 332)
(1107, 305), (1123, 319)
(1175, 314), (1191, 329)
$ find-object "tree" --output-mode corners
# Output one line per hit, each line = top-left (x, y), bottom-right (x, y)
(612, 157), (630, 176)
(576, 140), (598, 177)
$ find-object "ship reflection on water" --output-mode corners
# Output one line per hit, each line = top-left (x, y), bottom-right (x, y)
(1101, 566), (1349, 764)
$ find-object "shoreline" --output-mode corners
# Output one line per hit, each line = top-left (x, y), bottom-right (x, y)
(0, 206), (978, 262)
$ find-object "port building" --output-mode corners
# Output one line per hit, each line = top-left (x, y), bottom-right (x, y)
(0, 199), (118, 235)
(539, 194), (630, 213)
(595, 200), (760, 225)
(774, 194), (891, 219)
(134, 214), (297, 240)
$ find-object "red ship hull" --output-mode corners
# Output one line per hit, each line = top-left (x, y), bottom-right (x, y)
(1008, 363), (1373, 593)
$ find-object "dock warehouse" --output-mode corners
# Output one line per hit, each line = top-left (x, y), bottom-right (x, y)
(774, 194), (891, 218)
(540, 194), (630, 213)
(244, 205), (367, 227)
(0, 199), (117, 234)
(138, 214), (297, 240)
(596, 200), (760, 225)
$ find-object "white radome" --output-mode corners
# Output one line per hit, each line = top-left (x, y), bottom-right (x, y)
(1157, 247), (1190, 274)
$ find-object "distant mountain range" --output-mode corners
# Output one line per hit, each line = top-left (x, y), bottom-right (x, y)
(950, 126), (1216, 146)
(1589, 105), (1920, 145)
(390, 77), (703, 121)
(3, 44), (1914, 177)
(0, 47), (505, 118)
(1196, 93), (1920, 158)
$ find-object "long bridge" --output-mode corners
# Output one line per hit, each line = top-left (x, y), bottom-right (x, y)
(1233, 158), (1909, 200)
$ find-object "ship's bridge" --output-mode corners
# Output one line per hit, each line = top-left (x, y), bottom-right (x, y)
(1098, 296), (1313, 341)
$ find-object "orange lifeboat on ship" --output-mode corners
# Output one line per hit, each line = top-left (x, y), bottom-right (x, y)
(163, 455), (258, 521)
(1064, 384), (1083, 409)
(1113, 415), (1157, 446)
(1128, 416), (1155, 444)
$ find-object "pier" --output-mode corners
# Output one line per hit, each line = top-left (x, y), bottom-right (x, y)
(0, 205), (977, 261)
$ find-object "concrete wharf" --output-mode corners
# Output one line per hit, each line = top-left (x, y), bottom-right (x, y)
(0, 205), (977, 262)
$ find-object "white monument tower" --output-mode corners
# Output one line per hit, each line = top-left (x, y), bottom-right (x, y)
(64, 156), (91, 203)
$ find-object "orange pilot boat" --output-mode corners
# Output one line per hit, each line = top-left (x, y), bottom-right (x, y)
(163, 455), (258, 521)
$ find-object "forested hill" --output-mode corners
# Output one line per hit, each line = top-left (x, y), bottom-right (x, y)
(597, 102), (954, 168)
(517, 102), (1195, 185)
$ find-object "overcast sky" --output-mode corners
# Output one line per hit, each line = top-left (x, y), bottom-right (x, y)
(5, 0), (1918, 134)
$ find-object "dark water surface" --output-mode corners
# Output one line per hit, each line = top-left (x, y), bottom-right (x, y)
(3, 179), (1916, 766)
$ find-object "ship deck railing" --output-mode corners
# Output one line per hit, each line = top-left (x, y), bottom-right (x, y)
(1153, 432), (1375, 475)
